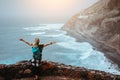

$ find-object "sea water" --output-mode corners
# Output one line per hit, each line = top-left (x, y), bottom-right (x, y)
(0, 24), (120, 75)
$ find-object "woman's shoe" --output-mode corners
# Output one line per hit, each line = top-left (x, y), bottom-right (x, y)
(34, 75), (39, 80)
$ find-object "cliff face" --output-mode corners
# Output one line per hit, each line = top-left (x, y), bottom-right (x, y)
(63, 0), (120, 66)
(0, 60), (120, 80)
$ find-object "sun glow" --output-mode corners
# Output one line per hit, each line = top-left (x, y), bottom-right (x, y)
(25, 0), (78, 18)
(42, 1), (73, 12)
(17, 0), (98, 22)
(28, 0), (76, 10)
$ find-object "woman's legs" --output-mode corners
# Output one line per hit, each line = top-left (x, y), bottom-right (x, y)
(31, 59), (41, 80)
(33, 66), (39, 80)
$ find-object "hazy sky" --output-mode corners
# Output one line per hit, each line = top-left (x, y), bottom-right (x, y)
(0, 0), (99, 24)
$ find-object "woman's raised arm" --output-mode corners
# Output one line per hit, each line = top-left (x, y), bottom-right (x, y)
(43, 41), (56, 47)
(19, 38), (33, 46)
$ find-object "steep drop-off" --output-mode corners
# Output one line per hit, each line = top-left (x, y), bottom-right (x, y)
(63, 0), (120, 67)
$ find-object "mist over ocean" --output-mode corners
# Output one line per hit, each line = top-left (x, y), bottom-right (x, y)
(0, 24), (120, 75)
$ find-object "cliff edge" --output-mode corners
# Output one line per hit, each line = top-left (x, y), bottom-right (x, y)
(0, 60), (120, 80)
(62, 0), (120, 67)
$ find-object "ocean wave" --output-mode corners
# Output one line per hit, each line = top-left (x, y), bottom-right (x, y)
(23, 27), (49, 31)
(79, 50), (93, 60)
(30, 32), (45, 35)
(57, 42), (92, 51)
(43, 34), (63, 38)
(23, 24), (64, 31)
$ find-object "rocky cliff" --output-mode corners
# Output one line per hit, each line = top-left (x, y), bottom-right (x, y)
(0, 60), (120, 80)
(63, 0), (120, 67)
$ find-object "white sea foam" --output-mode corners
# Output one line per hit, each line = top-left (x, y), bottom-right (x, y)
(79, 50), (93, 60)
(43, 34), (63, 38)
(57, 42), (92, 51)
(30, 32), (45, 35)
(23, 27), (50, 31)
(23, 24), (63, 31)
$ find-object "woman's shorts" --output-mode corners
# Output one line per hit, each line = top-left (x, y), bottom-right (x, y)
(30, 59), (41, 67)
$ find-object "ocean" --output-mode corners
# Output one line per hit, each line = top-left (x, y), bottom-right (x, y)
(0, 24), (120, 75)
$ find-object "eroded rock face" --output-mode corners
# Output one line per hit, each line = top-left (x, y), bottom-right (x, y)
(0, 60), (120, 80)
(63, 0), (120, 67)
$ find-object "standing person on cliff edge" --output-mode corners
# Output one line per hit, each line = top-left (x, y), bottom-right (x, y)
(19, 38), (56, 80)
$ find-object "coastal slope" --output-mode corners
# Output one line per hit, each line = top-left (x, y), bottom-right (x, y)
(62, 0), (120, 67)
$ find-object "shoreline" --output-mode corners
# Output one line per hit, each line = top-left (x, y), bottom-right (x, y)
(64, 29), (120, 70)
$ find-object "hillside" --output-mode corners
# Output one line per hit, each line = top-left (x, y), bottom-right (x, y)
(63, 0), (120, 67)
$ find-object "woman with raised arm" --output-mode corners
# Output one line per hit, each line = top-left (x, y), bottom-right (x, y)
(19, 38), (56, 80)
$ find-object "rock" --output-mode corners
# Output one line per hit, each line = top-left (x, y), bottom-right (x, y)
(0, 60), (120, 80)
(0, 64), (6, 69)
(41, 61), (55, 71)
(24, 69), (31, 74)
(18, 70), (24, 74)
(0, 76), (4, 80)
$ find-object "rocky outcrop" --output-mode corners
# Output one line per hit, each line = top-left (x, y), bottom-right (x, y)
(62, 0), (120, 67)
(0, 60), (120, 80)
